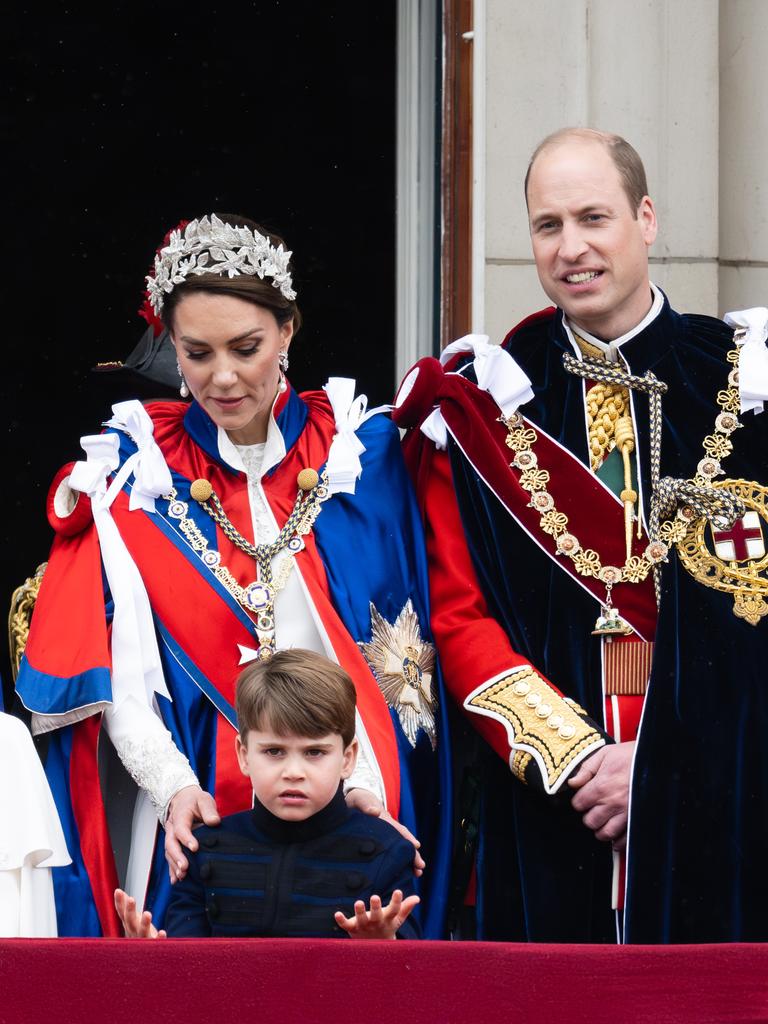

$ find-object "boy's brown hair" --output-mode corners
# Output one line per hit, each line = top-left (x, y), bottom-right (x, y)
(235, 649), (357, 747)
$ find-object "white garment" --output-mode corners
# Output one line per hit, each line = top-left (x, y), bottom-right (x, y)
(226, 438), (384, 803)
(0, 714), (70, 936)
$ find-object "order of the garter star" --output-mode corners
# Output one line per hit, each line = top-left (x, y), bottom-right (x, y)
(358, 601), (437, 749)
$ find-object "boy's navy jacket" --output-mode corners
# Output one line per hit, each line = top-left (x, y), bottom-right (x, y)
(165, 787), (420, 938)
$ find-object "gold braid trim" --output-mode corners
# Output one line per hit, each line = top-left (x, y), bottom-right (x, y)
(9, 563), (47, 681)
(572, 333), (631, 470)
(467, 668), (603, 792)
(511, 749), (533, 783)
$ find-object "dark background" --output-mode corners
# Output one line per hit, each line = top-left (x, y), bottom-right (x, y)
(3, 2), (397, 707)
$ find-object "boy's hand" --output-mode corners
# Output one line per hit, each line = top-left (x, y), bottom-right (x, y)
(165, 785), (221, 882)
(114, 889), (167, 939)
(344, 789), (425, 877)
(334, 890), (420, 940)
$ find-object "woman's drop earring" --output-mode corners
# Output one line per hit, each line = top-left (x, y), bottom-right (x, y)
(278, 350), (289, 392)
(177, 359), (190, 399)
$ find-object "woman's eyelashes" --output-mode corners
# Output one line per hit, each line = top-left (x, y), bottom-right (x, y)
(183, 344), (260, 361)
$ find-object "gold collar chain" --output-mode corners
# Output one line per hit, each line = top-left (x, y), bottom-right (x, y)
(164, 469), (331, 659)
(501, 340), (747, 635)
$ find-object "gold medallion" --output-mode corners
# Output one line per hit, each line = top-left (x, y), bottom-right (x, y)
(676, 479), (768, 625)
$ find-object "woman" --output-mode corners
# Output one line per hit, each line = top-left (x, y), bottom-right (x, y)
(16, 214), (451, 937)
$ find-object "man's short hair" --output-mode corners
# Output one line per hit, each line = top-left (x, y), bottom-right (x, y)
(235, 649), (357, 747)
(524, 127), (649, 215)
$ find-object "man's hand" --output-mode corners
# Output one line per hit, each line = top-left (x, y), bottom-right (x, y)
(164, 785), (221, 882)
(568, 741), (635, 850)
(114, 888), (167, 939)
(344, 788), (425, 877)
(334, 890), (420, 940)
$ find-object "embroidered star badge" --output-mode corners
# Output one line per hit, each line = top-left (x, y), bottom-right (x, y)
(358, 600), (437, 749)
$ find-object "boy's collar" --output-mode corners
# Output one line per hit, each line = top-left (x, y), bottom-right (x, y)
(250, 784), (349, 843)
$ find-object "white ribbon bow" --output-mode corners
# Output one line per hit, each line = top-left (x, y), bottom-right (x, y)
(103, 401), (174, 510)
(69, 400), (172, 708)
(440, 333), (534, 416)
(421, 334), (535, 447)
(323, 377), (389, 495)
(724, 308), (768, 415)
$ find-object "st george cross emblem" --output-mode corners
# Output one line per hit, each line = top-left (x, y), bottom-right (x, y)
(677, 479), (768, 625)
(712, 512), (765, 562)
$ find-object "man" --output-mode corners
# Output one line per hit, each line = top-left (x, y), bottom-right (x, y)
(394, 128), (768, 942)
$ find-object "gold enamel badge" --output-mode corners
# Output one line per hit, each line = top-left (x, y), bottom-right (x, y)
(358, 601), (437, 749)
(676, 479), (768, 625)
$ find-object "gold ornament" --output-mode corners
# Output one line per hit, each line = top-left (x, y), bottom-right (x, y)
(190, 478), (213, 503)
(297, 468), (319, 492)
(358, 601), (437, 749)
(676, 479), (768, 626)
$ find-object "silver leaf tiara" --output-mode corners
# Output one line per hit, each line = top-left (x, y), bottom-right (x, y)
(146, 214), (297, 315)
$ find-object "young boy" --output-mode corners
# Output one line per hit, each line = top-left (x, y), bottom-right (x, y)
(115, 649), (420, 939)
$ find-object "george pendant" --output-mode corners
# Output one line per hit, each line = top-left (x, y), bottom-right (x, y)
(592, 584), (634, 639)
(592, 604), (634, 639)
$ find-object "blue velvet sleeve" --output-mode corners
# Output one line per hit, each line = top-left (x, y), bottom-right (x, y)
(369, 831), (422, 940)
(163, 844), (212, 937)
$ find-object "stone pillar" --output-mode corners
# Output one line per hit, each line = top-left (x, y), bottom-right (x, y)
(481, 0), (720, 343)
(719, 0), (768, 314)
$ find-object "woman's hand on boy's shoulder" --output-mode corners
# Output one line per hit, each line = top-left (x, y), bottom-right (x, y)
(165, 784), (221, 883)
(344, 788), (426, 877)
(114, 889), (167, 939)
(334, 890), (420, 940)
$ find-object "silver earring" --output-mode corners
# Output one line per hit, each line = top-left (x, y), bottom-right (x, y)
(176, 359), (190, 399)
(278, 350), (289, 373)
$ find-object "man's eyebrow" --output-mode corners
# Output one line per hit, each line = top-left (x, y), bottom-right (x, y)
(530, 204), (609, 228)
(179, 327), (266, 346)
(530, 211), (560, 229)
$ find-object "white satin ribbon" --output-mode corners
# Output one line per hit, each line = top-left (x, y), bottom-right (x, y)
(419, 334), (535, 447)
(440, 333), (534, 417)
(103, 401), (174, 510)
(323, 377), (391, 495)
(724, 307), (768, 415)
(69, 401), (172, 707)
(420, 407), (449, 450)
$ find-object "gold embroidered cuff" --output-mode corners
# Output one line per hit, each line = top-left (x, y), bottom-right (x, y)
(466, 668), (604, 794)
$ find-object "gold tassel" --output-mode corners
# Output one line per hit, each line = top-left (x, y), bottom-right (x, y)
(614, 415), (637, 562)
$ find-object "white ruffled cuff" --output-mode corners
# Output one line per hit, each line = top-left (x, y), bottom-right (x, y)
(114, 731), (199, 822)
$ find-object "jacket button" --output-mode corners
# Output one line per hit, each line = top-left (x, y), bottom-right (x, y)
(199, 861), (212, 880)
(358, 839), (376, 856)
(345, 871), (366, 890)
(207, 900), (219, 920)
(201, 835), (217, 849)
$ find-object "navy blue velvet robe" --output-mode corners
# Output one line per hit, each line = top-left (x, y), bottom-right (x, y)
(450, 297), (768, 942)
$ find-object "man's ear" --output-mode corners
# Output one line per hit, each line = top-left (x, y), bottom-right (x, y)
(340, 737), (359, 780)
(638, 195), (658, 247)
